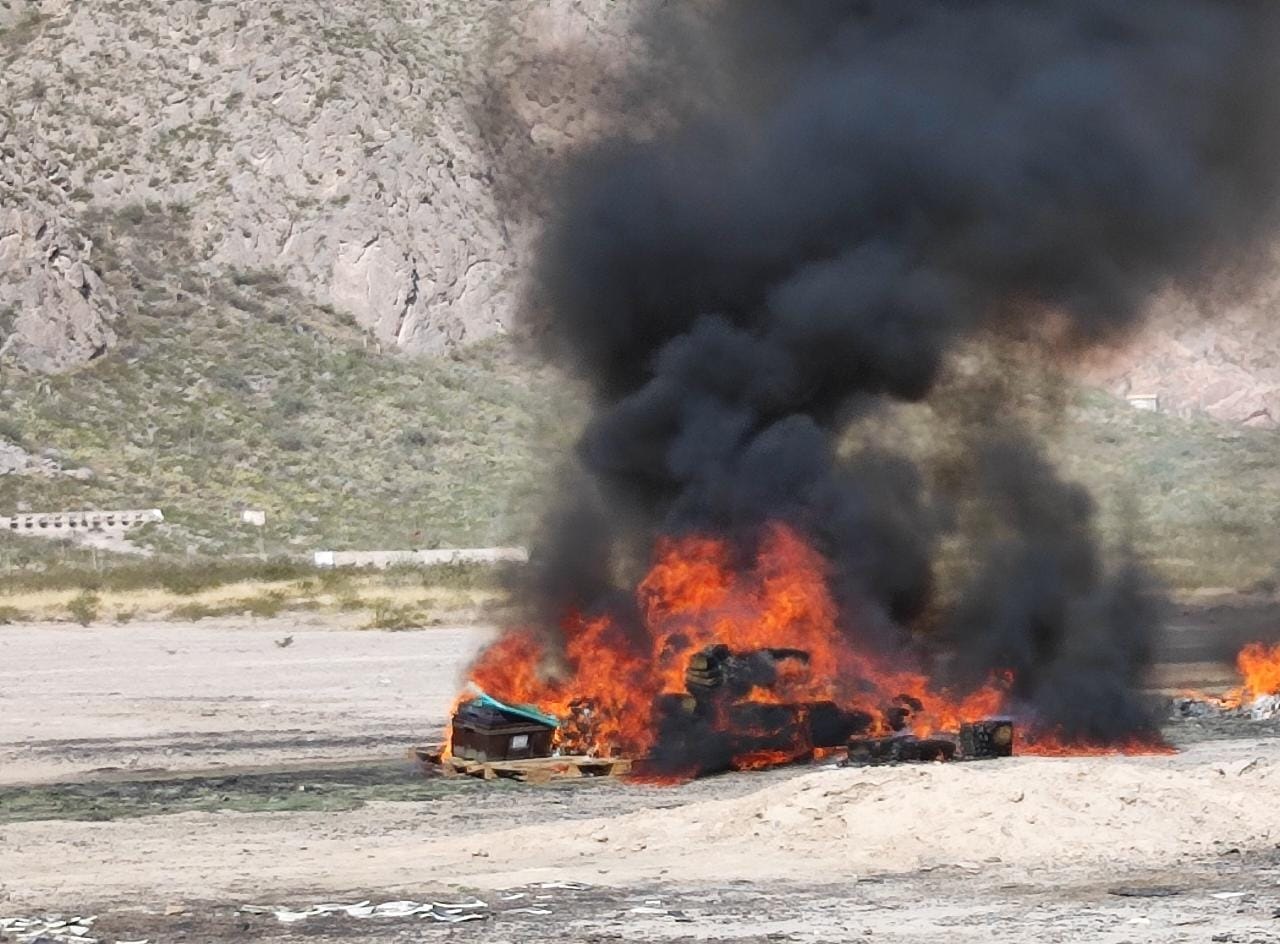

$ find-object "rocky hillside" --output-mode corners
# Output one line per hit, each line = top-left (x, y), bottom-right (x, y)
(6, 0), (1279, 416)
(0, 0), (640, 372)
(4, 0), (1280, 592)
(1084, 281), (1280, 427)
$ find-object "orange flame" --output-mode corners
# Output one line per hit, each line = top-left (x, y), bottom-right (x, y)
(1211, 641), (1280, 710)
(453, 521), (1159, 770)
(1019, 733), (1176, 757)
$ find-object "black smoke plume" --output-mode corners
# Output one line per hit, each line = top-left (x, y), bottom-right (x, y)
(519, 0), (1280, 743)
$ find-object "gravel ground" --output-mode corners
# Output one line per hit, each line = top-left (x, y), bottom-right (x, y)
(3, 614), (1280, 943)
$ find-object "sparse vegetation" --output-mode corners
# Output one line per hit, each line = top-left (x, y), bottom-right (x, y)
(0, 200), (582, 568)
(0, 557), (504, 625)
(1056, 390), (1280, 592)
(169, 595), (292, 621)
(362, 599), (427, 631)
(67, 590), (100, 626)
(0, 556), (318, 595)
(846, 375), (1280, 595)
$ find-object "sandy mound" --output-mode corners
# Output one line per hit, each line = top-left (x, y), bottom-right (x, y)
(450, 739), (1278, 886)
(3, 739), (1276, 905)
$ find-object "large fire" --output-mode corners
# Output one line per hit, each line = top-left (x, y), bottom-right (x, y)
(453, 522), (1167, 775)
(1218, 641), (1280, 710)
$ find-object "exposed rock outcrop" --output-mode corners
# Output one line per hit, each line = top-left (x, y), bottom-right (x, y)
(0, 438), (92, 479)
(0, 205), (117, 371)
(1083, 278), (1280, 427)
(0, 0), (644, 371)
(5, 0), (1280, 433)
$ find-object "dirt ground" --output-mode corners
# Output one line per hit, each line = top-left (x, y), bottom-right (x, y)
(3, 602), (1280, 943)
(0, 618), (494, 784)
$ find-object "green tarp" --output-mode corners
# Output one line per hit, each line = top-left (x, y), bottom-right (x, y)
(468, 688), (561, 728)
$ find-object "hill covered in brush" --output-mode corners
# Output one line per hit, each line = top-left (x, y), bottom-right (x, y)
(2, 0), (1280, 595)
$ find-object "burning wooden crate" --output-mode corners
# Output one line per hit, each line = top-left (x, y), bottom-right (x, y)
(685, 644), (811, 699)
(958, 718), (1015, 758)
(845, 720), (1015, 766)
(847, 734), (957, 765)
(450, 693), (558, 763)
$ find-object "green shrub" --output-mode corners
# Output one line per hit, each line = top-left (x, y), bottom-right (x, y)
(67, 591), (100, 626)
(0, 416), (23, 444)
(241, 591), (286, 619)
(1, 558), (316, 596)
(362, 600), (423, 631)
(169, 602), (217, 621)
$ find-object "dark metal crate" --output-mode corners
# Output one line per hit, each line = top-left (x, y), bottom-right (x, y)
(451, 700), (556, 762)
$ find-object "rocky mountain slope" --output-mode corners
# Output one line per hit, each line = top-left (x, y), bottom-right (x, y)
(0, 0), (639, 371)
(1084, 284), (1280, 427)
(3, 0), (1280, 590)
(5, 0), (1278, 420)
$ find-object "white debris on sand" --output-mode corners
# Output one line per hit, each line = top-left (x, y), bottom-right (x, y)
(243, 894), (551, 926)
(1172, 693), (1280, 721)
(1247, 694), (1280, 720)
(0, 915), (101, 944)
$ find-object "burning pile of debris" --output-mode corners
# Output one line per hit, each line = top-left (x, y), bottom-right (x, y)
(441, 525), (1046, 780)
(446, 679), (1015, 779)
(442, 524), (1170, 781)
(440, 1), (1280, 782)
(1173, 643), (1280, 722)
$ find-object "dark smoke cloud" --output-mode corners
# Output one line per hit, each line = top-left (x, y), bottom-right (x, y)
(941, 435), (1162, 740)
(523, 0), (1280, 741)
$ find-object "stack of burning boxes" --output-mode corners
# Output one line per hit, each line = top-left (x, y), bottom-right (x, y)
(680, 644), (1016, 767)
(846, 718), (1015, 765)
(449, 645), (1015, 770)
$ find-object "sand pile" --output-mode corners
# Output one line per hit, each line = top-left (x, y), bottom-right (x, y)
(450, 739), (1278, 886)
(3, 740), (1277, 905)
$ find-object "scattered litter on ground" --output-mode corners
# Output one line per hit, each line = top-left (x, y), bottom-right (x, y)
(623, 898), (693, 922)
(235, 888), (596, 928)
(246, 899), (491, 925)
(429, 899), (487, 911)
(1172, 693), (1280, 722)
(0, 915), (102, 944)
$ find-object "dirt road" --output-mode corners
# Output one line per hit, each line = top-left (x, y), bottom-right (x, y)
(0, 619), (493, 784)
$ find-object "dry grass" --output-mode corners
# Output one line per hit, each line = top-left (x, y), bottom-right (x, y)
(0, 572), (505, 625)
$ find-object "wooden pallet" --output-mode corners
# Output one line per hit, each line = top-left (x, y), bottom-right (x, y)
(412, 747), (631, 784)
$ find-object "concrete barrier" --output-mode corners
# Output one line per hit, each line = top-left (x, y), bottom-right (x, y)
(0, 508), (163, 534)
(313, 547), (529, 569)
